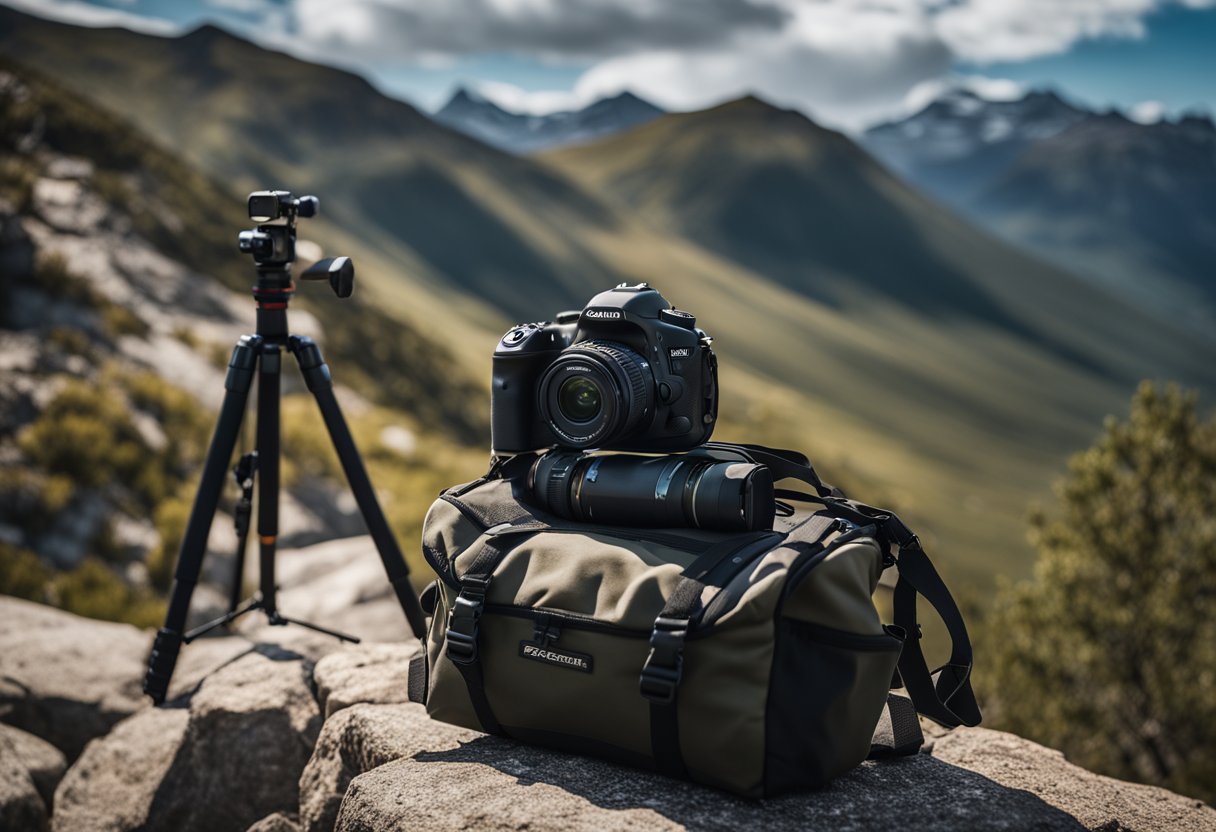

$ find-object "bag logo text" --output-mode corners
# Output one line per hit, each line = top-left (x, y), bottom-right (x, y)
(518, 641), (593, 673)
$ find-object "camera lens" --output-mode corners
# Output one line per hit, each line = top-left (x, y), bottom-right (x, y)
(558, 377), (602, 423)
(538, 340), (653, 450)
(530, 452), (775, 532)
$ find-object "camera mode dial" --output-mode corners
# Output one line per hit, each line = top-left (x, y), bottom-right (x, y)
(660, 308), (697, 329)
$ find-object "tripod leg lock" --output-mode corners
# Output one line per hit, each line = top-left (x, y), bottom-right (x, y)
(225, 335), (263, 392)
(143, 628), (184, 705)
(290, 336), (333, 392)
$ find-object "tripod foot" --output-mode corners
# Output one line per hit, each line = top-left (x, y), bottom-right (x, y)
(144, 628), (184, 705)
(184, 596), (262, 642)
(269, 612), (361, 643)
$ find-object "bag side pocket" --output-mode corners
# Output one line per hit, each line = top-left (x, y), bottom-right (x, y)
(763, 619), (902, 795)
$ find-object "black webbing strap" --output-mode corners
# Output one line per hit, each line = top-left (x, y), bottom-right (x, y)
(891, 538), (981, 728)
(701, 441), (835, 498)
(868, 692), (924, 758)
(640, 532), (777, 778)
(641, 611), (692, 778)
(686, 530), (776, 581)
(443, 535), (523, 736)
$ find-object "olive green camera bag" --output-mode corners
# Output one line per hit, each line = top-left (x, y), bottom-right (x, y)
(409, 444), (980, 797)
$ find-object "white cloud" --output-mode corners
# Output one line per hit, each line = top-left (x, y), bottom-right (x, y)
(10, 0), (1208, 128)
(450, 0), (1202, 129)
(5, 0), (177, 33)
(935, 0), (1157, 63)
(204, 0), (273, 13)
(901, 74), (1026, 115)
(1129, 99), (1166, 123)
(473, 81), (588, 115)
(288, 0), (788, 62)
(570, 1), (954, 129)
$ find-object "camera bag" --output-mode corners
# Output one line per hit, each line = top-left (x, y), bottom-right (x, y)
(409, 443), (980, 797)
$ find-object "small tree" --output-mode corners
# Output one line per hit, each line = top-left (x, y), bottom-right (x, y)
(985, 382), (1216, 801)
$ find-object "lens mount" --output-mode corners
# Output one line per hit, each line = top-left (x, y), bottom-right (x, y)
(538, 340), (653, 450)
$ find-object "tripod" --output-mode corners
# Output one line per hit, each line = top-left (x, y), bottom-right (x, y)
(143, 191), (427, 705)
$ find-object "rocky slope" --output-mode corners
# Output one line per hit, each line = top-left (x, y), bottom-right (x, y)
(0, 62), (487, 627)
(1, 590), (1211, 832)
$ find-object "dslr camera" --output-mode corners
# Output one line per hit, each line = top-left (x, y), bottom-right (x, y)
(491, 284), (717, 454)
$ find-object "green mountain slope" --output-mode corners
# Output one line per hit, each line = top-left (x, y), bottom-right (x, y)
(0, 59), (490, 624)
(5, 7), (1215, 591)
(0, 8), (623, 331)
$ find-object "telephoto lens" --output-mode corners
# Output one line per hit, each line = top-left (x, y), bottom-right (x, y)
(529, 452), (776, 532)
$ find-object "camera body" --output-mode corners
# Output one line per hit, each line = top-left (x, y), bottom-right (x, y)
(492, 283), (717, 454)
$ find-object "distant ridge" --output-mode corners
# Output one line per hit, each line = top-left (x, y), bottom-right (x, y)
(864, 85), (1216, 332)
(434, 86), (664, 154)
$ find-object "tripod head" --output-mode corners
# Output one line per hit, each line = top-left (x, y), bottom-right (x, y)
(238, 190), (354, 301)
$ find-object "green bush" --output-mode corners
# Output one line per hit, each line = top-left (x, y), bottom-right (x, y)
(101, 303), (150, 338)
(0, 542), (52, 601)
(983, 382), (1216, 802)
(147, 494), (191, 592)
(0, 545), (164, 629)
(18, 371), (210, 514)
(30, 251), (101, 307)
(49, 557), (165, 629)
(47, 326), (95, 358)
(18, 378), (148, 493)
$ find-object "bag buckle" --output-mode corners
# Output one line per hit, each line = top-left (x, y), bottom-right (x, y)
(445, 575), (491, 665)
(640, 616), (688, 704)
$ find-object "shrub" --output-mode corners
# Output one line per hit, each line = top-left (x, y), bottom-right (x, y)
(0, 542), (51, 601)
(147, 494), (192, 592)
(984, 382), (1216, 802)
(49, 557), (165, 629)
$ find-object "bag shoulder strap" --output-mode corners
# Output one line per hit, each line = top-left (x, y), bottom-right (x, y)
(830, 498), (980, 729)
(698, 441), (837, 498)
(715, 442), (981, 730)
(890, 530), (982, 729)
(869, 692), (924, 758)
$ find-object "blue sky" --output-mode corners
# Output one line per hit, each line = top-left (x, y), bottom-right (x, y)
(6, 0), (1215, 130)
(969, 5), (1216, 118)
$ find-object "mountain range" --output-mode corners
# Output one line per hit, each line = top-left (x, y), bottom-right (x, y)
(2, 4), (1214, 591)
(864, 88), (1216, 332)
(434, 87), (664, 154)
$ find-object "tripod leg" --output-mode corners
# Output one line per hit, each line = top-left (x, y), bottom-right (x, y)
(144, 336), (262, 704)
(256, 343), (282, 618)
(290, 335), (427, 639)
